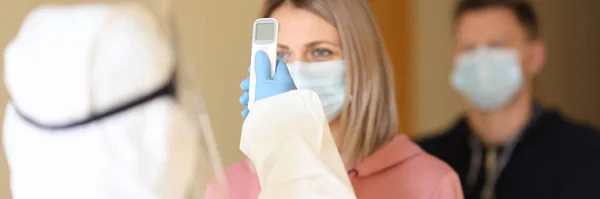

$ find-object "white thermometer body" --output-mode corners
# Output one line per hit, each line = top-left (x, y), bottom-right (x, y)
(248, 18), (278, 110)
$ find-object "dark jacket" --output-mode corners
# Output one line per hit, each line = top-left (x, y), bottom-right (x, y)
(418, 108), (600, 199)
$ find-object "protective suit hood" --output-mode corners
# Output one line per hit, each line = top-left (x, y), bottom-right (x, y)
(3, 2), (222, 199)
(4, 2), (174, 126)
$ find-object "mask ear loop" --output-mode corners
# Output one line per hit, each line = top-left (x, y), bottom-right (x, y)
(156, 0), (229, 198)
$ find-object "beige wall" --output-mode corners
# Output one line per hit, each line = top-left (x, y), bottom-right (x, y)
(174, 0), (261, 167)
(535, 0), (600, 128)
(411, 0), (463, 137)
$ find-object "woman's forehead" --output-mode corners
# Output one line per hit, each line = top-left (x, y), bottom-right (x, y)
(271, 4), (340, 48)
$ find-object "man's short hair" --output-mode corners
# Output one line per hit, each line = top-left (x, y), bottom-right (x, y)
(454, 0), (540, 39)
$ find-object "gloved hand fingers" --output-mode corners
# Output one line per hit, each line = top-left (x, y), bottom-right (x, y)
(240, 76), (250, 91)
(254, 50), (272, 80)
(242, 108), (250, 118)
(239, 91), (249, 106)
(273, 60), (292, 81)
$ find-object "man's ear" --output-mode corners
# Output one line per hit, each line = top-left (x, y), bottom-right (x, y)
(526, 40), (547, 76)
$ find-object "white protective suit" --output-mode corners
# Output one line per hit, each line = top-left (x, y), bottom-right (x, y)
(3, 2), (225, 199)
(240, 89), (357, 199)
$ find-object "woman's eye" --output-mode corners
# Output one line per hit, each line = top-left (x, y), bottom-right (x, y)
(312, 48), (332, 57)
(277, 51), (289, 60)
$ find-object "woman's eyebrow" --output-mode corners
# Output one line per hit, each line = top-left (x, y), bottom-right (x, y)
(305, 41), (340, 48)
(277, 43), (290, 50)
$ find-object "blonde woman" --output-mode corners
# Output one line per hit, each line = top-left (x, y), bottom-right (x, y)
(213, 0), (463, 198)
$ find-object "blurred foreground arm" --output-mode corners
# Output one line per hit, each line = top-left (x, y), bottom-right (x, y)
(240, 89), (356, 199)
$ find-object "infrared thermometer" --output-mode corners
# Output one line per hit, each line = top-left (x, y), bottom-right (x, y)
(248, 18), (278, 110)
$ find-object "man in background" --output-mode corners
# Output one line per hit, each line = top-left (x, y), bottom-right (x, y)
(418, 0), (600, 199)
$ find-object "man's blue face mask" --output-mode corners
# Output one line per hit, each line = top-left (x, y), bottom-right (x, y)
(450, 47), (524, 111)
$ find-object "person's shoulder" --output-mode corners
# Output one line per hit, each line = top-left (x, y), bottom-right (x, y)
(561, 122), (600, 153)
(540, 111), (600, 169)
(223, 159), (257, 179)
(563, 121), (600, 143)
(207, 159), (259, 189)
(375, 135), (458, 180)
(547, 111), (600, 150)
(378, 140), (457, 182)
(417, 132), (447, 148)
(404, 151), (458, 179)
(205, 159), (260, 199)
(383, 150), (461, 196)
(417, 116), (470, 154)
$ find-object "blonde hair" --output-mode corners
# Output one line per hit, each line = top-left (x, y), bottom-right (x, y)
(263, 0), (399, 165)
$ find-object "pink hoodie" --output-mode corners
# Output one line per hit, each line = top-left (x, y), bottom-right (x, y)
(206, 134), (463, 199)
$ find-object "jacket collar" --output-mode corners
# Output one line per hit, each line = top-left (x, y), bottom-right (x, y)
(351, 134), (422, 177)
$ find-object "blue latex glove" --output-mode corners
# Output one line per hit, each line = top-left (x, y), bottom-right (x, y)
(240, 50), (296, 118)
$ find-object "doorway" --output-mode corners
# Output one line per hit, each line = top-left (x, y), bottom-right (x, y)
(369, 0), (415, 135)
